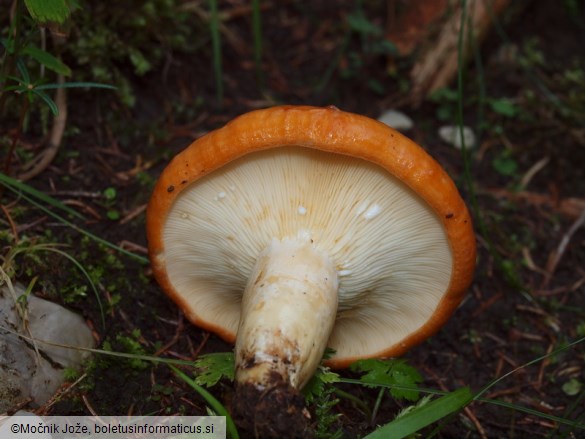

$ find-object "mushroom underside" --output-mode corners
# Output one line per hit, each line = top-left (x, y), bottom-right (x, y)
(158, 147), (452, 357)
(161, 146), (452, 377)
(155, 145), (457, 437)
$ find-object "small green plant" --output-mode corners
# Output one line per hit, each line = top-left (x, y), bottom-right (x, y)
(0, 234), (105, 321)
(317, 2), (397, 94)
(518, 37), (546, 69)
(304, 363), (343, 438)
(339, 8), (397, 95)
(206, 0), (264, 105)
(187, 352), (426, 438)
(1, 0), (115, 178)
(492, 148), (518, 177)
(176, 340), (585, 437)
(101, 187), (120, 221)
(488, 97), (519, 118)
(351, 358), (423, 403)
(562, 378), (583, 397)
(63, 0), (196, 107)
(309, 383), (343, 439)
(0, 172), (149, 264)
(193, 352), (235, 387)
(150, 383), (174, 402)
(430, 87), (460, 122)
(62, 366), (82, 382)
(171, 365), (240, 439)
(102, 330), (149, 371)
(431, 89), (520, 128)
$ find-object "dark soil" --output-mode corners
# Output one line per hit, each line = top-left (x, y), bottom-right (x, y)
(232, 379), (311, 439)
(1, 1), (584, 438)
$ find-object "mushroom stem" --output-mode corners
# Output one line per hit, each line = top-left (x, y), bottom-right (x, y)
(232, 237), (338, 435)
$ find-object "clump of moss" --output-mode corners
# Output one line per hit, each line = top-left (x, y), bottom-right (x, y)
(65, 0), (203, 106)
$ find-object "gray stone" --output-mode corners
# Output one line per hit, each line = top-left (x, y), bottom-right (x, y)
(0, 283), (94, 412)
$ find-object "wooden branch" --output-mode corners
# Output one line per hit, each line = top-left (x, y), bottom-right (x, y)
(18, 74), (67, 181)
(387, 0), (512, 105)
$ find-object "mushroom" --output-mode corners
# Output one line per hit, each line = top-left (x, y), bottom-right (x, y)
(146, 105), (476, 436)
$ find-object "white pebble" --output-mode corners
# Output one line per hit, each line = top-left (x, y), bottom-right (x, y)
(438, 125), (476, 149)
(378, 109), (414, 131)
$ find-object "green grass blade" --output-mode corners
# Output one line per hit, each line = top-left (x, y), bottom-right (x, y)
(251, 0), (263, 88)
(455, 0), (476, 201)
(455, 0), (522, 291)
(22, 45), (71, 76)
(170, 365), (239, 439)
(0, 172), (85, 220)
(31, 244), (106, 329)
(37, 200), (149, 264)
(1, 326), (197, 367)
(16, 58), (30, 84)
(35, 82), (117, 91)
(3, 84), (28, 92)
(208, 0), (223, 105)
(316, 31), (351, 92)
(483, 0), (571, 120)
(32, 89), (58, 115)
(340, 334), (585, 432)
(474, 336), (585, 402)
(0, 175), (148, 264)
(363, 387), (473, 439)
(475, 396), (585, 430)
(561, 387), (585, 429)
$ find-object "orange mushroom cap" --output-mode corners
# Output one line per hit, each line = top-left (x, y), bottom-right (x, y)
(147, 105), (476, 368)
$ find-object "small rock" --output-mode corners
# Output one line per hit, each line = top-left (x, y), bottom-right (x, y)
(438, 125), (476, 149)
(377, 109), (414, 131)
(0, 283), (94, 412)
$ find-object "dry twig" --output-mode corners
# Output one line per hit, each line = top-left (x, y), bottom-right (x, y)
(520, 157), (550, 189)
(486, 188), (585, 220)
(407, 0), (512, 103)
(0, 204), (19, 242)
(18, 74), (67, 181)
(543, 206), (585, 287)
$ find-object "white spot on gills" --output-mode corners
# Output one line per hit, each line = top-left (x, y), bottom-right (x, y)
(363, 203), (382, 220)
